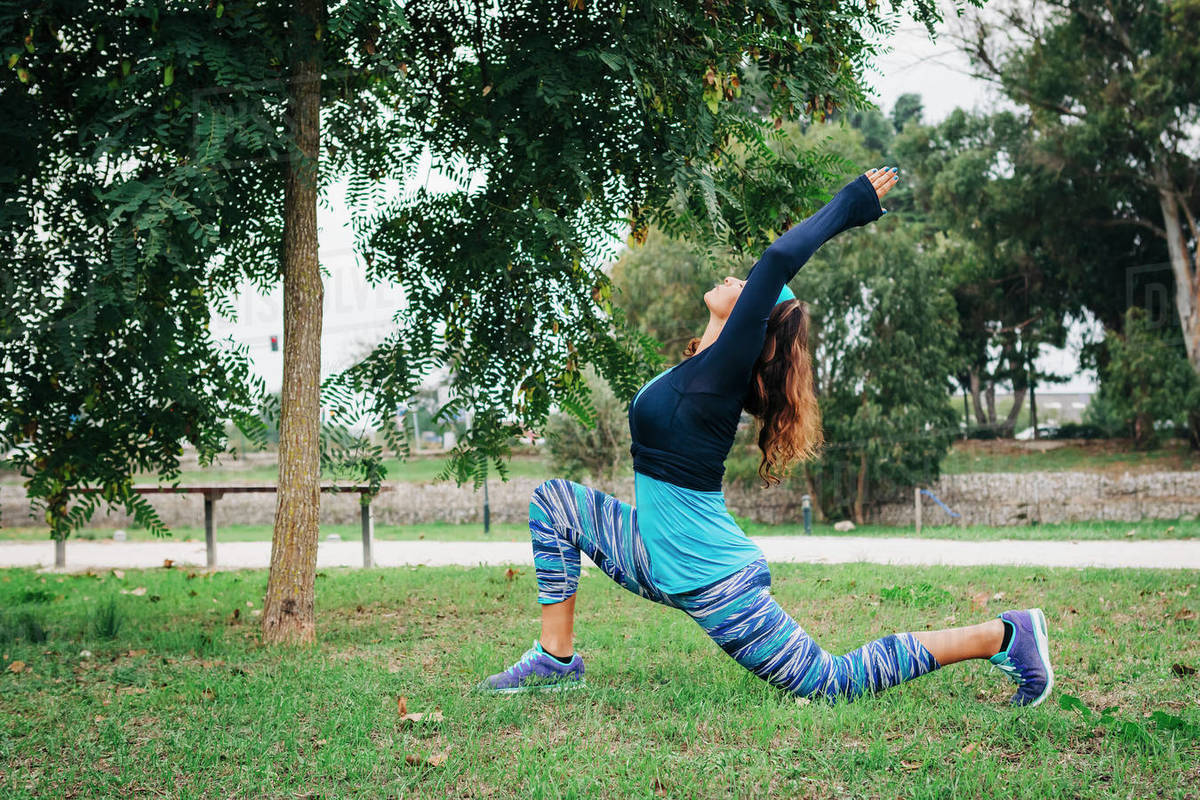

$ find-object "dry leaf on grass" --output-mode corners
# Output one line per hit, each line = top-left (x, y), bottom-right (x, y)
(961, 742), (980, 755)
(900, 760), (923, 771)
(111, 569), (125, 579)
(969, 591), (990, 611)
(652, 777), (668, 796)
(1173, 608), (1197, 621)
(1172, 663), (1197, 677)
(121, 587), (148, 596)
(163, 559), (174, 569)
(127, 649), (147, 658)
(7, 660), (26, 674)
(397, 695), (444, 725)
(404, 747), (450, 768)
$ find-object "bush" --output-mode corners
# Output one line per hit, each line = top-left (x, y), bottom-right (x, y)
(1096, 308), (1200, 448)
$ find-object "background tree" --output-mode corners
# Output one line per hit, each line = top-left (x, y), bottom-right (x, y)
(798, 223), (961, 523)
(955, 0), (1200, 372)
(544, 367), (631, 487)
(893, 108), (1084, 435)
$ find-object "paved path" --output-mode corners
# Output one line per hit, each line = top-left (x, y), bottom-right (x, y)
(2, 536), (1199, 571)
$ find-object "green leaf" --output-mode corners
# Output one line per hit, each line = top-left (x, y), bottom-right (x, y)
(163, 64), (174, 87)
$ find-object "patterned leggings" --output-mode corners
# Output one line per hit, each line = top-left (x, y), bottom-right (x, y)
(530, 478), (941, 701)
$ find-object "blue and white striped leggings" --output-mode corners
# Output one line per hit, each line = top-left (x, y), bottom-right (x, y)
(529, 478), (941, 701)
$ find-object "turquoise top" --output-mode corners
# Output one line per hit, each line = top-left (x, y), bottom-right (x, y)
(634, 470), (763, 594)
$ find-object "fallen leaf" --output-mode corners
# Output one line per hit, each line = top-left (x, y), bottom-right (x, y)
(7, 660), (26, 674)
(1173, 608), (1197, 621)
(397, 695), (407, 716)
(794, 697), (811, 706)
(404, 747), (450, 768)
(127, 649), (147, 658)
(111, 569), (125, 579)
(504, 567), (522, 582)
(969, 591), (990, 611)
(163, 559), (174, 569)
(652, 776), (668, 797)
(201, 688), (215, 701)
(990, 592), (1005, 601)
(900, 760), (923, 771)
(961, 742), (980, 755)
(1172, 663), (1197, 677)
(116, 687), (148, 695)
(120, 587), (147, 596)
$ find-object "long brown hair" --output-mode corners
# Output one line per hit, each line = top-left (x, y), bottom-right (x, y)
(683, 299), (823, 487)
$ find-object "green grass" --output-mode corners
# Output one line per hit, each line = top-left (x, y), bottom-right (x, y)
(2, 518), (1195, 545)
(1, 563), (1197, 798)
(941, 440), (1200, 474)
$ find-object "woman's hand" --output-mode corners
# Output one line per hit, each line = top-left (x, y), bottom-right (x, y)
(866, 166), (899, 213)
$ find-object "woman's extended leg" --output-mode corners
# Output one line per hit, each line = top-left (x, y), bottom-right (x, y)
(675, 560), (1052, 704)
(913, 620), (1005, 666)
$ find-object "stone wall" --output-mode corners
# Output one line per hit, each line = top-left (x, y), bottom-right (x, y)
(2, 470), (1198, 531)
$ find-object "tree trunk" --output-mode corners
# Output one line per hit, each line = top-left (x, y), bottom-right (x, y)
(1156, 166), (1200, 373)
(968, 369), (988, 427)
(1029, 366), (1038, 439)
(263, 0), (324, 646)
(998, 386), (1026, 438)
(853, 451), (867, 525)
(985, 382), (997, 426)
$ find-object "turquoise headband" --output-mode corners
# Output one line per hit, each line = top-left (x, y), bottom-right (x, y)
(776, 285), (796, 305)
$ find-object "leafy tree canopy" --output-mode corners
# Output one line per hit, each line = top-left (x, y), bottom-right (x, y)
(1, 0), (972, 537)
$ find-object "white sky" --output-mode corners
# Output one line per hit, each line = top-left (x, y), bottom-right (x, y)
(210, 7), (1097, 398)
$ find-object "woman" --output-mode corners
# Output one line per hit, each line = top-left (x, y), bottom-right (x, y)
(479, 167), (1054, 705)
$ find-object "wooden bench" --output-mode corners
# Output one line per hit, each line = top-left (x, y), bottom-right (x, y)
(64, 484), (379, 570)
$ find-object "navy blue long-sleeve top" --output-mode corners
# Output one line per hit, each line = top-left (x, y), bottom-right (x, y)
(628, 173), (884, 494)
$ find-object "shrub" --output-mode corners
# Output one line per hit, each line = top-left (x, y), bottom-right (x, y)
(1096, 308), (1200, 448)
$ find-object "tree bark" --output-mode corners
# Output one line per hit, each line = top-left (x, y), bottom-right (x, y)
(1156, 166), (1200, 374)
(968, 369), (988, 427)
(998, 386), (1026, 438)
(263, 0), (324, 646)
(853, 451), (867, 526)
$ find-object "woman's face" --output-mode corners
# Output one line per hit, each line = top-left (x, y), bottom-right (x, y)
(704, 275), (745, 320)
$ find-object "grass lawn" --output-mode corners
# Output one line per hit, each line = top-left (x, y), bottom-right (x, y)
(1, 563), (1197, 798)
(941, 439), (1200, 475)
(0, 518), (1195, 545)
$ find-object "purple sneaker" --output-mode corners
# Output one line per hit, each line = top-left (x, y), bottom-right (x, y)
(477, 641), (586, 694)
(989, 608), (1054, 707)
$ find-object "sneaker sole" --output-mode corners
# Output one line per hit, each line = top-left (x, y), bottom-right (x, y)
(477, 679), (588, 696)
(1025, 607), (1054, 708)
